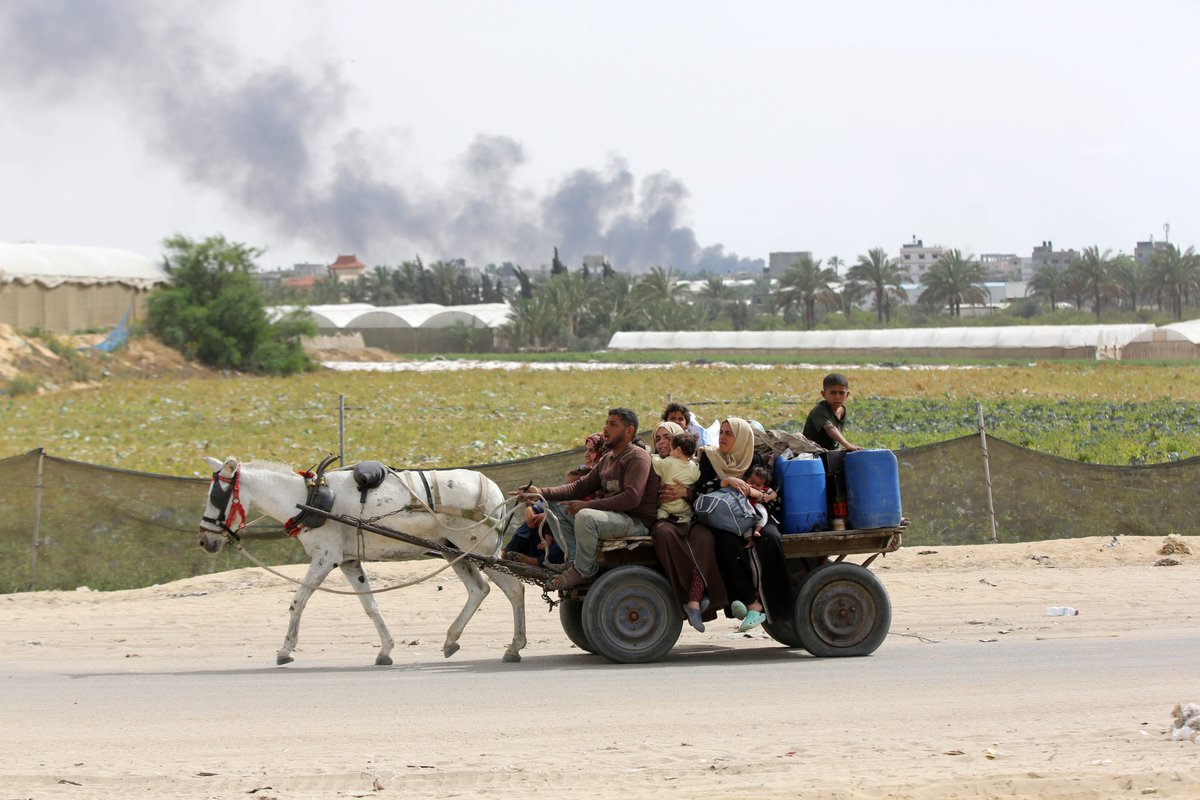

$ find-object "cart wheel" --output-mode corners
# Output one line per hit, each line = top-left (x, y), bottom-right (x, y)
(582, 566), (682, 664)
(765, 558), (830, 648)
(794, 563), (891, 657)
(558, 598), (596, 654)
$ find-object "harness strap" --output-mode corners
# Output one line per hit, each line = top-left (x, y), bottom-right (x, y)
(417, 470), (435, 512)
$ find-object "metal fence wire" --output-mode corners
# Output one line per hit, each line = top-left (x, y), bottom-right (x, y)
(2, 438), (1198, 593)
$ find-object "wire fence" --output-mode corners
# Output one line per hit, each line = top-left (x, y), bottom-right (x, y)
(3, 433), (1198, 593)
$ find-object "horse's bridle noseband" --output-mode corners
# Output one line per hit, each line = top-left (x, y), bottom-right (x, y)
(201, 468), (246, 537)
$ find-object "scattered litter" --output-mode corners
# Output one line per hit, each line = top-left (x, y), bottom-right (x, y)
(1158, 535), (1192, 556)
(247, 788), (274, 795)
(372, 776), (385, 790)
(943, 749), (965, 756)
(979, 578), (997, 587)
(1090, 758), (1113, 766)
(1045, 606), (1079, 616)
(124, 653), (140, 658)
(167, 591), (209, 598)
(1102, 536), (1121, 549)
(1154, 557), (1182, 567)
(74, 586), (92, 592)
(1170, 703), (1200, 743)
(917, 550), (937, 555)
(195, 771), (218, 777)
(25, 640), (41, 646)
(57, 779), (82, 786)
(984, 747), (999, 759)
(1030, 554), (1051, 564)
(978, 638), (998, 643)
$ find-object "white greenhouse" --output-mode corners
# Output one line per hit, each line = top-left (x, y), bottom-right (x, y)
(607, 324), (1156, 360)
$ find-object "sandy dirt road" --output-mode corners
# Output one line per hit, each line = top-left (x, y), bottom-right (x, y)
(2, 536), (1198, 799)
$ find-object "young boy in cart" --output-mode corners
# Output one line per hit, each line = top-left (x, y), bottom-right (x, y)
(802, 372), (863, 452)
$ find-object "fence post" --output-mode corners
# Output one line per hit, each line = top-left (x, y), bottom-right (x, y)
(28, 448), (45, 591)
(977, 403), (999, 544)
(338, 394), (346, 467)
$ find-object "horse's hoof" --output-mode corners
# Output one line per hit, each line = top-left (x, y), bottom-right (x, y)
(502, 652), (522, 663)
(375, 653), (393, 666)
(276, 654), (294, 666)
(442, 642), (461, 659)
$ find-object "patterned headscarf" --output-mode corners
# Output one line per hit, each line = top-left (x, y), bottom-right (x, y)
(651, 421), (685, 457)
(583, 433), (606, 467)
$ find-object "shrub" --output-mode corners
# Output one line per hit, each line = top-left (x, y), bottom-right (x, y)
(4, 373), (40, 396)
(148, 234), (317, 375)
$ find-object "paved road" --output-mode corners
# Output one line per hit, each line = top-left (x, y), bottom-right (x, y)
(5, 630), (1196, 798)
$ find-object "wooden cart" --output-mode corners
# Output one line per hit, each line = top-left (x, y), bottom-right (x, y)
(555, 525), (904, 664)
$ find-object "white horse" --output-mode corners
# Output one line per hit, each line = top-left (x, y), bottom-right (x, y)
(197, 456), (527, 665)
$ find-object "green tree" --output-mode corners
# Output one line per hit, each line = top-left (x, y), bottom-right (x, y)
(1027, 263), (1068, 312)
(148, 234), (315, 374)
(551, 246), (568, 276)
(1147, 244), (1200, 320)
(848, 248), (908, 323)
(1111, 254), (1142, 311)
(1067, 246), (1118, 319)
(699, 277), (736, 322)
(776, 255), (838, 330)
(920, 249), (988, 317)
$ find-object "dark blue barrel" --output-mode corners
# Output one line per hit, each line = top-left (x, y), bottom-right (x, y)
(775, 455), (827, 533)
(845, 449), (903, 529)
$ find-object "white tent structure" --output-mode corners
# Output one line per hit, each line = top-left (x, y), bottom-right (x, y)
(0, 243), (167, 332)
(607, 324), (1155, 360)
(1123, 320), (1200, 360)
(273, 302), (512, 353)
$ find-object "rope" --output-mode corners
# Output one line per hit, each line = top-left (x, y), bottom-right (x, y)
(226, 528), (496, 596)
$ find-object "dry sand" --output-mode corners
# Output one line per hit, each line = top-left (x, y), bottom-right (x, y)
(2, 535), (1198, 799)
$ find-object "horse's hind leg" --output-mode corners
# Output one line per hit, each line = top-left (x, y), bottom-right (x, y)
(484, 567), (527, 663)
(278, 555), (337, 665)
(339, 561), (396, 666)
(443, 558), (489, 659)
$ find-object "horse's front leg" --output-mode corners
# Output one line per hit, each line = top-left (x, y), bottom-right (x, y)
(443, 559), (489, 659)
(339, 561), (396, 666)
(277, 553), (337, 665)
(484, 567), (527, 663)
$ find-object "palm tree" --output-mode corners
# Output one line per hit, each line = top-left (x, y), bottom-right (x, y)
(1027, 264), (1068, 313)
(1111, 254), (1142, 312)
(1067, 246), (1118, 319)
(700, 277), (736, 322)
(921, 249), (988, 317)
(834, 279), (868, 316)
(848, 248), (909, 323)
(826, 255), (844, 278)
(776, 256), (838, 330)
(1147, 244), (1200, 320)
(639, 265), (680, 306)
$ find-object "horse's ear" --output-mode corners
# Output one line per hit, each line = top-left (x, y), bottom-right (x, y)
(203, 456), (222, 470)
(222, 456), (239, 473)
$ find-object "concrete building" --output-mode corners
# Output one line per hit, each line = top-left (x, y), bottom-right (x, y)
(1134, 239), (1170, 268)
(897, 237), (946, 282)
(979, 253), (1024, 281)
(1030, 241), (1078, 274)
(328, 254), (365, 284)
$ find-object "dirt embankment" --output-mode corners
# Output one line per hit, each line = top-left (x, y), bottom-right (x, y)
(0, 324), (397, 393)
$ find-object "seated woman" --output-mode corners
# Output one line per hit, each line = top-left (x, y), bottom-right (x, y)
(697, 417), (792, 632)
(648, 420), (728, 633)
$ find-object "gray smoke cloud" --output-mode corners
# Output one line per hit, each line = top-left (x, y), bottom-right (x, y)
(0, 0), (763, 273)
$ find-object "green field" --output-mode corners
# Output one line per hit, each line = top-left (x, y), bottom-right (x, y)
(4, 361), (1199, 471)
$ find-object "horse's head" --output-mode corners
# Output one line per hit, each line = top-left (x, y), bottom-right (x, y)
(198, 455), (242, 553)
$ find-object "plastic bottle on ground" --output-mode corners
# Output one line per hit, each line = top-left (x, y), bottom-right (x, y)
(1045, 606), (1079, 616)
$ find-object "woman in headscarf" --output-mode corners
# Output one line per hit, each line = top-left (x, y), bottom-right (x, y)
(697, 417), (792, 632)
(649, 421), (728, 633)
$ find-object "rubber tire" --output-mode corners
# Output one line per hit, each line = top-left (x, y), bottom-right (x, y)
(794, 562), (892, 657)
(763, 557), (829, 648)
(581, 566), (682, 664)
(558, 598), (597, 654)
(762, 590), (804, 649)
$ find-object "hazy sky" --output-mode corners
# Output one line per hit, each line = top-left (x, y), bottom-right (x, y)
(2, 1), (1197, 272)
